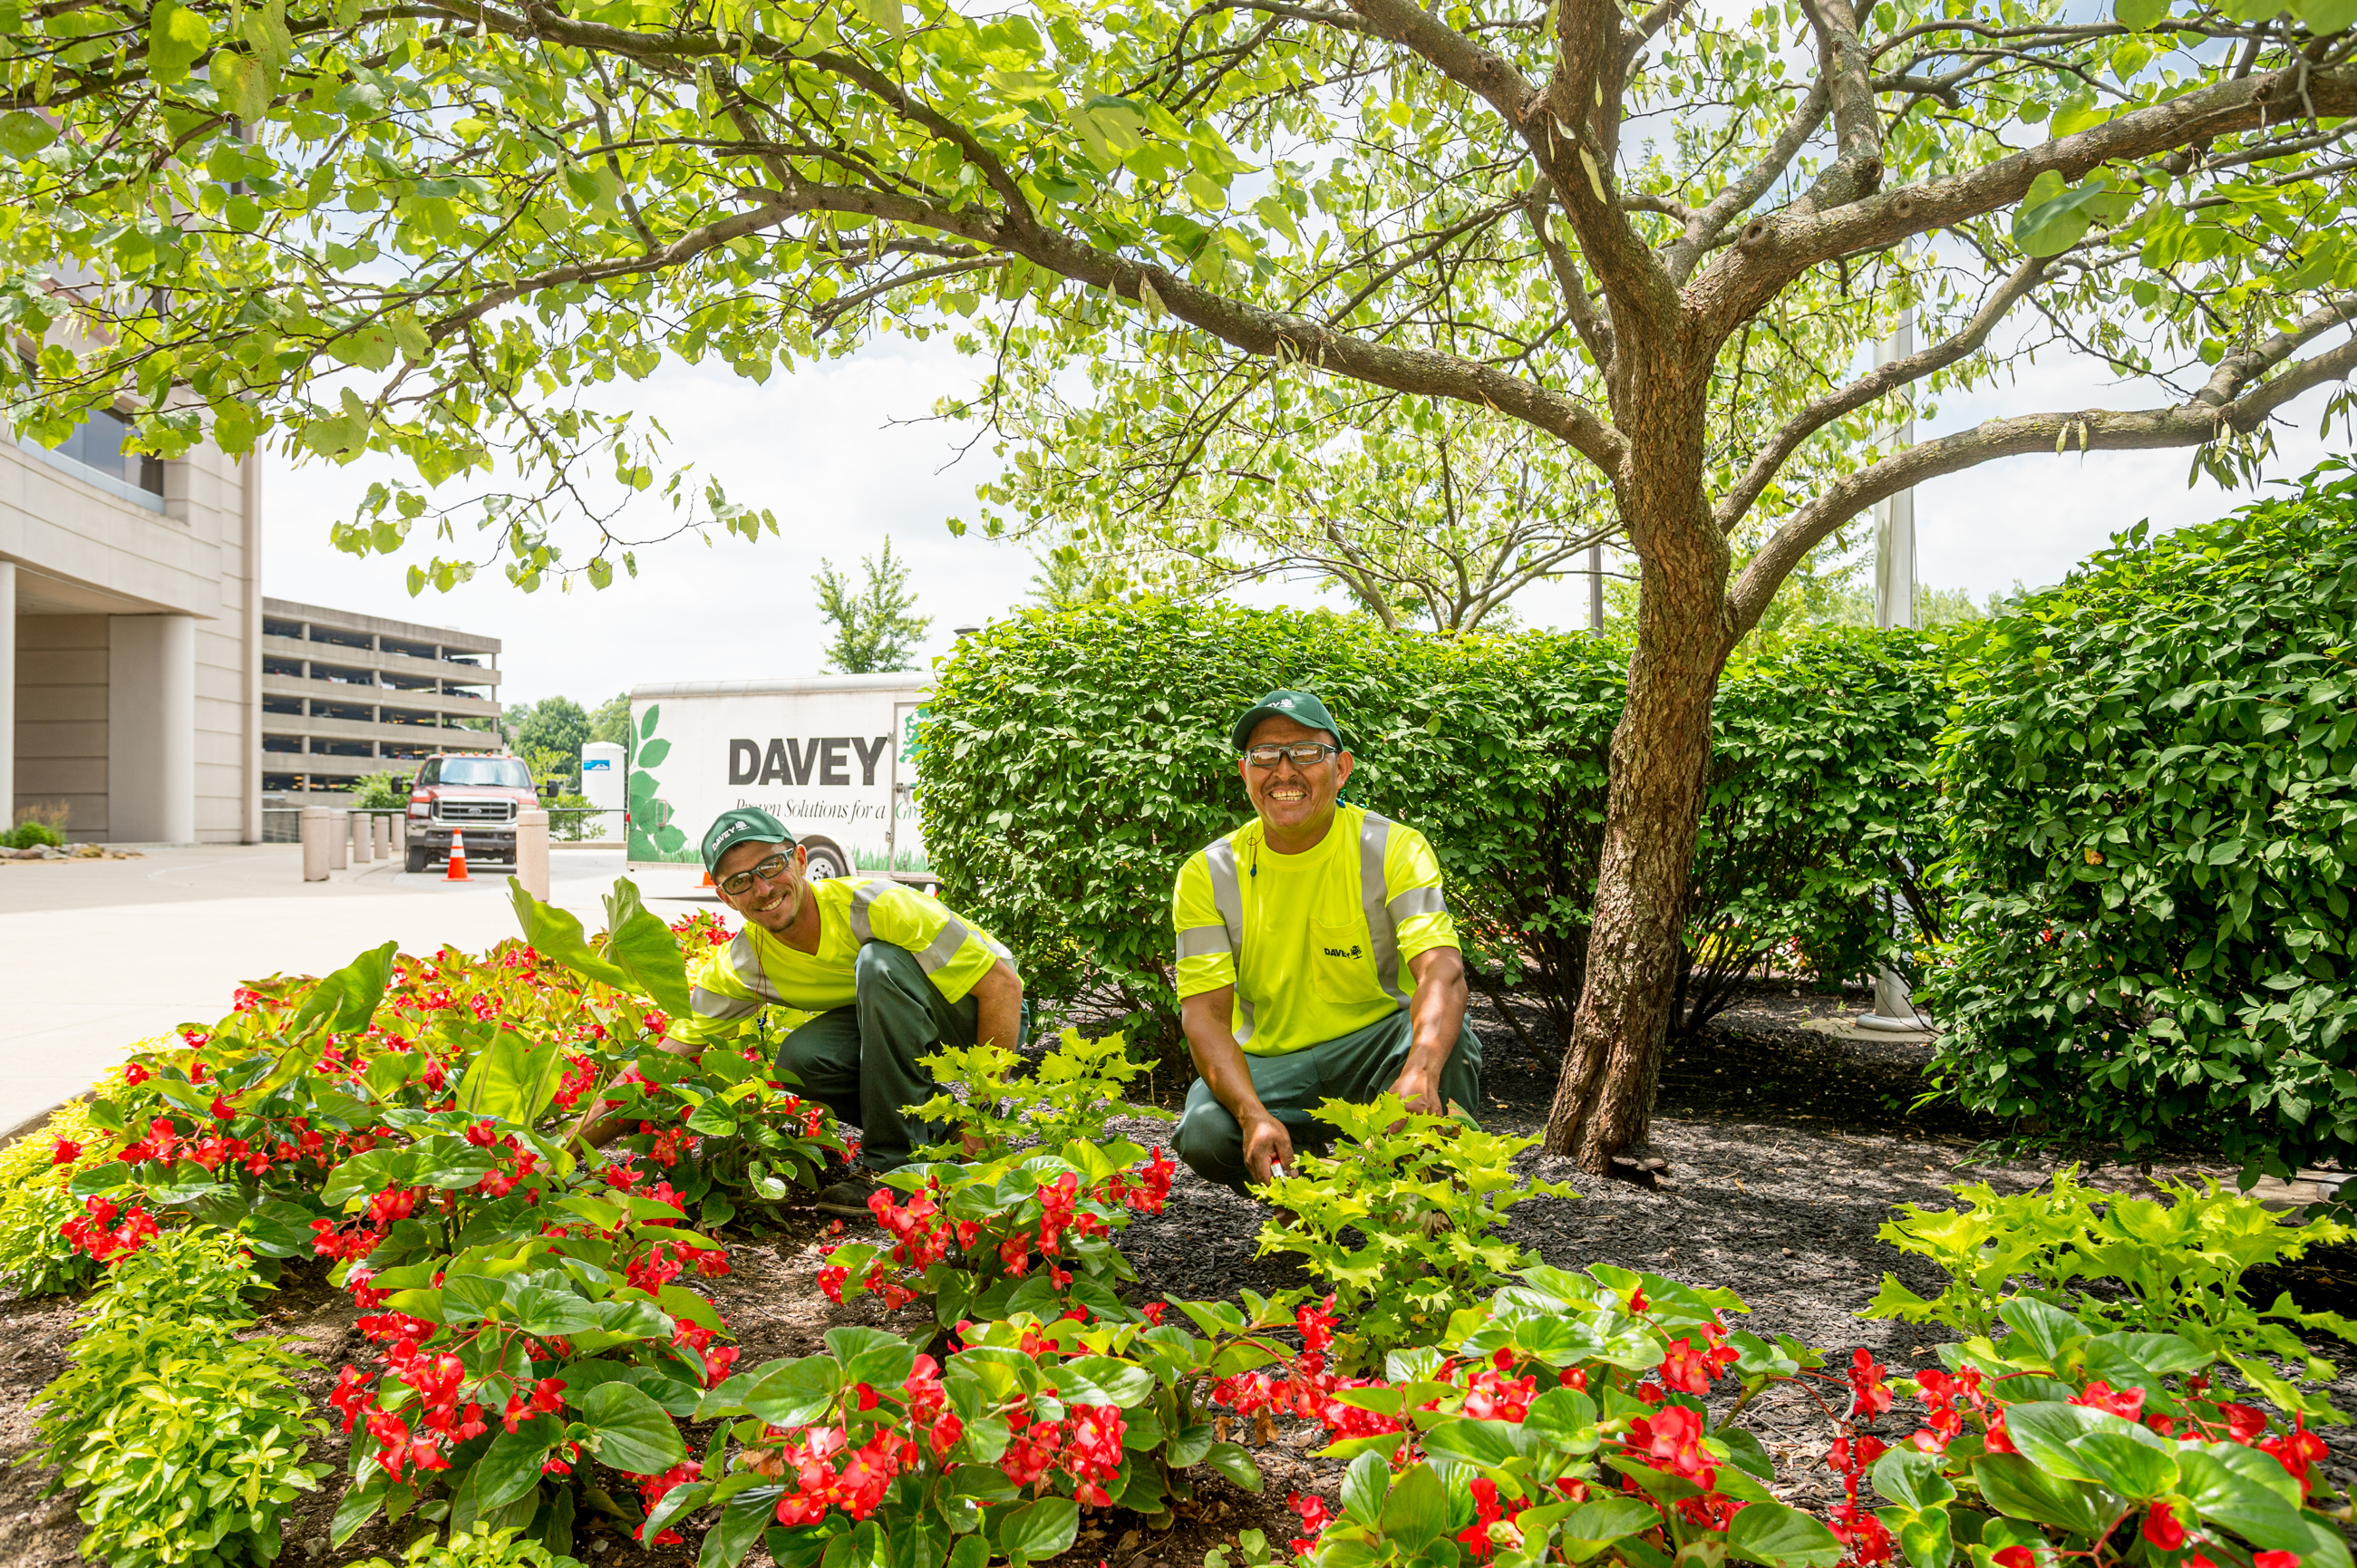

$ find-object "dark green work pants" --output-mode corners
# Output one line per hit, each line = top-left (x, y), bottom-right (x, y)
(775, 942), (973, 1170)
(1171, 1009), (1484, 1195)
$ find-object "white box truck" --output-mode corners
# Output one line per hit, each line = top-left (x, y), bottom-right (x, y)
(625, 675), (933, 897)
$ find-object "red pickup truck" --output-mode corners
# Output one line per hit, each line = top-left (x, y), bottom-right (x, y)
(404, 752), (540, 873)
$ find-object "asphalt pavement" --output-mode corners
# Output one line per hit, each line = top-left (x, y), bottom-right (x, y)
(0, 844), (725, 1138)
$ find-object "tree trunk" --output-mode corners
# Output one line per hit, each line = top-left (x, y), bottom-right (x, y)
(1543, 356), (1731, 1173)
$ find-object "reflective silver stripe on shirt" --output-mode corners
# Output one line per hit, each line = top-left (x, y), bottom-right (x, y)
(1199, 834), (1255, 1045)
(1176, 924), (1231, 958)
(841, 878), (892, 944)
(1359, 811), (1409, 1006)
(715, 931), (781, 1014)
(915, 914), (973, 973)
(690, 984), (764, 1022)
(1387, 885), (1447, 923)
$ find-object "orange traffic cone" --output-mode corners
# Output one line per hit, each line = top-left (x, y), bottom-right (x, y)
(443, 828), (472, 882)
(701, 869), (715, 887)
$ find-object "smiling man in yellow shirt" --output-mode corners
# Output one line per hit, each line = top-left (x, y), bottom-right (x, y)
(1169, 690), (1480, 1194)
(667, 808), (1022, 1215)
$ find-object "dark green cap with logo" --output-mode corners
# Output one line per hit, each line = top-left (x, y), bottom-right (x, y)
(701, 807), (798, 873)
(1229, 689), (1346, 752)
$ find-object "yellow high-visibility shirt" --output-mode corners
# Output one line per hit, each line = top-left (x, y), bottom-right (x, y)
(671, 876), (1012, 1045)
(1171, 803), (1458, 1057)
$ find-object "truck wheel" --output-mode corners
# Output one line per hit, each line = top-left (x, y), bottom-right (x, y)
(801, 837), (850, 880)
(406, 844), (431, 874)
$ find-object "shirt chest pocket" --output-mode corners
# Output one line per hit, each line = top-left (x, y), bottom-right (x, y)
(1309, 915), (1384, 1003)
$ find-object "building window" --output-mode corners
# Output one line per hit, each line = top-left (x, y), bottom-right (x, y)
(262, 734), (305, 754)
(314, 663), (374, 686)
(263, 655), (306, 679)
(263, 617), (306, 640)
(381, 707), (437, 727)
(264, 772), (304, 793)
(445, 684), (492, 702)
(262, 695), (304, 716)
(383, 636), (437, 661)
(317, 740), (376, 758)
(316, 701), (374, 723)
(311, 626), (373, 652)
(55, 405), (166, 496)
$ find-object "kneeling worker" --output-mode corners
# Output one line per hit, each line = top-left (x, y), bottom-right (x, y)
(664, 808), (1023, 1216)
(1170, 690), (1481, 1193)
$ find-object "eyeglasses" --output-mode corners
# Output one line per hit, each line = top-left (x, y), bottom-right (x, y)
(719, 853), (794, 896)
(1242, 742), (1340, 769)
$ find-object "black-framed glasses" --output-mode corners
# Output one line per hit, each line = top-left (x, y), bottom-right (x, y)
(719, 852), (794, 896)
(1242, 741), (1340, 769)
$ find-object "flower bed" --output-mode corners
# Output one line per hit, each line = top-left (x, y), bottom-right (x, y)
(1, 884), (2350, 1568)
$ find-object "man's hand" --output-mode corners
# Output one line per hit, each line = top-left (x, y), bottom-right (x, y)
(1389, 1069), (1444, 1118)
(1242, 1109), (1296, 1186)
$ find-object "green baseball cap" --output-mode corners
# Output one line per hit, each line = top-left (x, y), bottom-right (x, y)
(701, 807), (798, 873)
(1229, 689), (1346, 752)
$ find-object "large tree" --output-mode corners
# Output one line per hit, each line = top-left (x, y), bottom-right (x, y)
(4, 0), (2354, 1171)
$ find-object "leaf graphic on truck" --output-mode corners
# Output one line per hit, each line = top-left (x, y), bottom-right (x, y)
(626, 702), (693, 861)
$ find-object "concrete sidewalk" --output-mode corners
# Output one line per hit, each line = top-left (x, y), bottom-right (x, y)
(0, 845), (728, 1137)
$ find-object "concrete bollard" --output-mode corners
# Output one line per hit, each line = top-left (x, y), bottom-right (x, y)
(300, 807), (333, 881)
(328, 810), (349, 871)
(351, 810), (373, 864)
(374, 812), (393, 861)
(517, 809), (550, 903)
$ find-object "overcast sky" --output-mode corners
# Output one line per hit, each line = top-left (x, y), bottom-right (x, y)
(265, 324), (2347, 711)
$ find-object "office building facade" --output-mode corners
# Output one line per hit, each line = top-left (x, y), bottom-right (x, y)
(2, 413), (261, 844)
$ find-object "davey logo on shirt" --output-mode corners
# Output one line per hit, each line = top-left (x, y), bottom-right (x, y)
(1323, 944), (1365, 959)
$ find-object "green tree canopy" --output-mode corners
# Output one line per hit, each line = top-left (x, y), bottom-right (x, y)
(587, 692), (634, 748)
(816, 537), (931, 673)
(506, 696), (593, 778)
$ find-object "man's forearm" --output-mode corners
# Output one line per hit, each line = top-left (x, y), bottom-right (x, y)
(975, 966), (1023, 1053)
(1401, 950), (1468, 1092)
(1181, 992), (1267, 1123)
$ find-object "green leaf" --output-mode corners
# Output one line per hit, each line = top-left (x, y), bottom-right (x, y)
(0, 111), (59, 158)
(576, 1380), (688, 1474)
(600, 878), (695, 1018)
(456, 1027), (567, 1126)
(509, 878), (635, 992)
(472, 1417), (560, 1511)
(2293, 0), (2357, 29)
(145, 0), (213, 84)
(826, 1326), (917, 1390)
(996, 1498), (1079, 1564)
(2012, 172), (2113, 257)
(1726, 1501), (1846, 1567)
(1203, 1441), (1262, 1491)
(1376, 1462), (1448, 1550)
(1871, 1447), (1957, 1511)
(2113, 0), (2169, 25)
(746, 1355), (841, 1428)
(1972, 1453), (2112, 1536)
(1555, 1500), (1663, 1563)
(288, 940), (401, 1037)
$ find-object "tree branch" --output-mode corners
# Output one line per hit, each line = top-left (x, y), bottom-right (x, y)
(1662, 77), (1828, 284)
(1723, 321), (2357, 640)
(1714, 255), (2051, 529)
(1790, 0), (1884, 214)
(1703, 63), (2357, 328)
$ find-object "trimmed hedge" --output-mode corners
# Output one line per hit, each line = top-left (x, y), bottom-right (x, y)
(1923, 460), (2357, 1176)
(919, 602), (1944, 1057)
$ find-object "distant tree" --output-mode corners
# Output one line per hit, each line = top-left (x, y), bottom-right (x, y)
(349, 771), (412, 808)
(587, 693), (633, 748)
(1025, 546), (1123, 613)
(816, 538), (931, 674)
(506, 697), (592, 782)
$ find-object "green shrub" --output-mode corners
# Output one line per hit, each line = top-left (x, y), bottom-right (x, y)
(1682, 628), (1951, 1035)
(1923, 459), (2357, 1176)
(1252, 1094), (1573, 1367)
(1868, 1167), (2356, 1422)
(921, 602), (1944, 1052)
(0, 1096), (121, 1295)
(32, 1228), (328, 1568)
(3, 818), (65, 848)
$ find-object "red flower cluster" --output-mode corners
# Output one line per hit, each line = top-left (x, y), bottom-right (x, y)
(820, 1149), (1176, 1312)
(61, 1196), (160, 1262)
(1907, 1363), (2014, 1456)
(1286, 1492), (1336, 1557)
(49, 1137), (82, 1166)
(1209, 1297), (1403, 1447)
